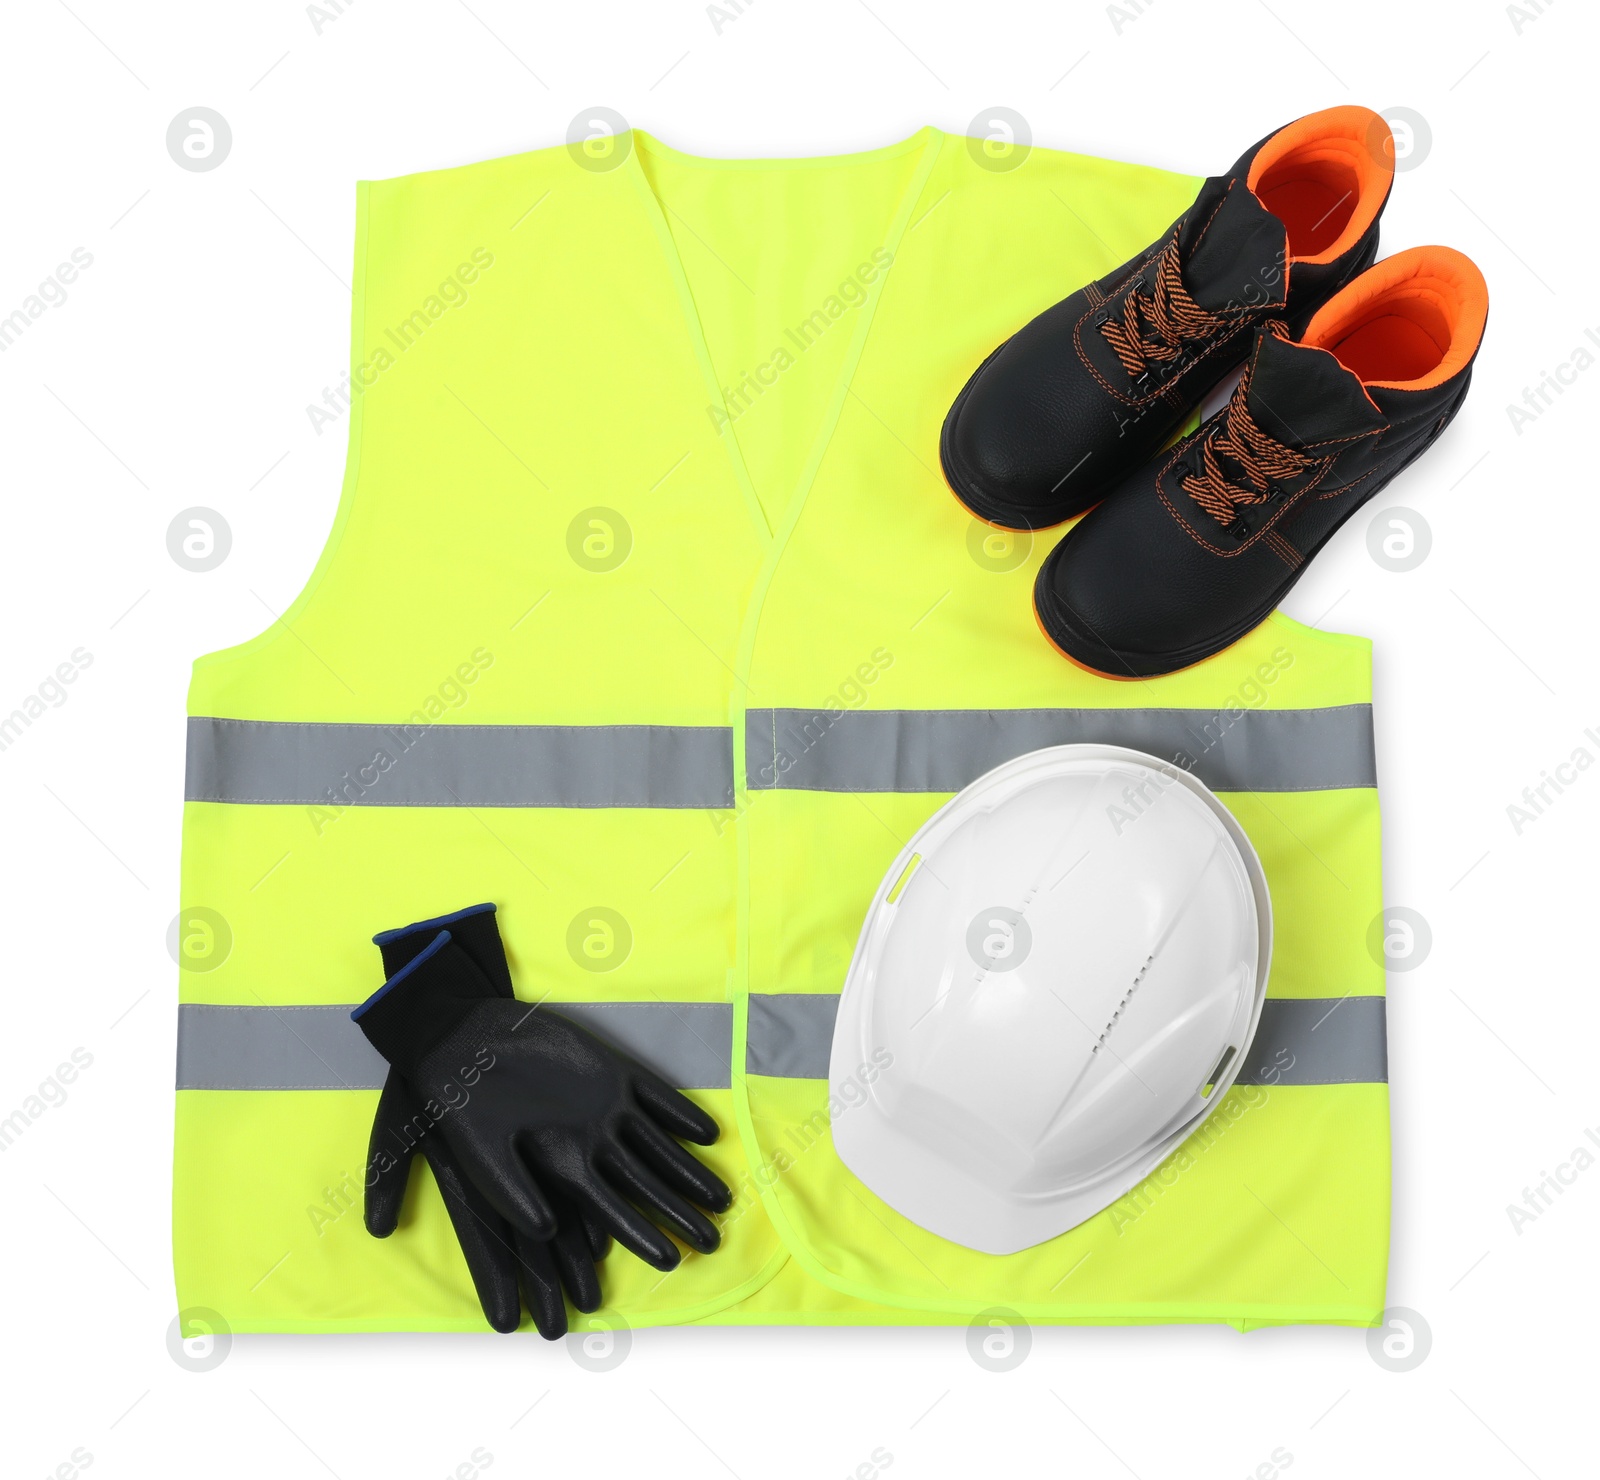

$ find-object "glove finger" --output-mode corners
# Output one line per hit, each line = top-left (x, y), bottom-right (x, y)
(422, 1140), (524, 1335)
(629, 1069), (720, 1146)
(567, 1174), (682, 1272)
(602, 1147), (722, 1256)
(624, 1114), (733, 1214)
(580, 1208), (612, 1264)
(511, 1231), (569, 1341)
(546, 1214), (604, 1315)
(363, 1071), (422, 1238)
(449, 1132), (558, 1242)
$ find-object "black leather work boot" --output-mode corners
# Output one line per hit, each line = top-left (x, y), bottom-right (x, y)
(942, 106), (1395, 529)
(1033, 246), (1488, 678)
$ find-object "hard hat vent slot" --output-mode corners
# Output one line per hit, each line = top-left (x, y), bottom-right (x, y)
(885, 853), (922, 904)
(1201, 1046), (1238, 1099)
(1090, 954), (1154, 1056)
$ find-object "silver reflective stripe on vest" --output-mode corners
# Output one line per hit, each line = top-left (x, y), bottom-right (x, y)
(747, 993), (1387, 1086)
(743, 706), (1376, 795)
(186, 718), (736, 809)
(176, 1002), (733, 1091)
(178, 995), (1384, 1090)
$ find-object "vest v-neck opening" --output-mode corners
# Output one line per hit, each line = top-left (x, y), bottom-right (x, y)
(626, 127), (943, 543)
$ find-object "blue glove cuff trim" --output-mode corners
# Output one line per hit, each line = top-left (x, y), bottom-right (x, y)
(352, 928), (453, 1021)
(372, 902), (497, 947)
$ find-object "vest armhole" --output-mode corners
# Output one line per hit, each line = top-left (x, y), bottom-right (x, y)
(188, 179), (372, 686)
(1263, 609), (1374, 669)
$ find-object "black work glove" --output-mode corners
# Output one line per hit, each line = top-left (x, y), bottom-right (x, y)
(364, 905), (608, 1338)
(355, 929), (731, 1271)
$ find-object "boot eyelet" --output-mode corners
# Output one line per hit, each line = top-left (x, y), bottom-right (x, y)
(1228, 518), (1249, 539)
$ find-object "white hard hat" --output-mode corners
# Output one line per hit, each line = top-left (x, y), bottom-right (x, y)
(829, 744), (1271, 1255)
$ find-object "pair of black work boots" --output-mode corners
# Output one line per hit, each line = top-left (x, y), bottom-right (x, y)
(941, 106), (1488, 677)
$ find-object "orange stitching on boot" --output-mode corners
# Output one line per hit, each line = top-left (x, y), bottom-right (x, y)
(1265, 531), (1302, 568)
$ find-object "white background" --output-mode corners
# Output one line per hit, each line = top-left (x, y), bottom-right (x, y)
(3, 1), (1593, 1475)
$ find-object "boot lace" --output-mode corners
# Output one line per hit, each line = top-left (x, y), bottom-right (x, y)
(1099, 229), (1229, 380)
(1180, 326), (1323, 532)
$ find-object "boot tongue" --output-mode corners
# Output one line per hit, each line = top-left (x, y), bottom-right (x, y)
(1178, 176), (1288, 314)
(1244, 328), (1386, 448)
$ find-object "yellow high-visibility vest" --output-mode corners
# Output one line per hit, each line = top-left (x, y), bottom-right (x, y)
(175, 126), (1388, 1331)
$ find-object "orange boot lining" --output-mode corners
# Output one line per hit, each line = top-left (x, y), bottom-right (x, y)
(1323, 301), (1451, 385)
(1302, 246), (1489, 391)
(1247, 106), (1393, 265)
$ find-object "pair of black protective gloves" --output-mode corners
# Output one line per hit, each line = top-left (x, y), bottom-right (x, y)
(354, 904), (732, 1338)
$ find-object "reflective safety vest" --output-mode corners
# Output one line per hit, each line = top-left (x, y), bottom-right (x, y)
(175, 127), (1388, 1331)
